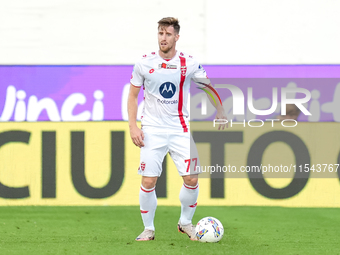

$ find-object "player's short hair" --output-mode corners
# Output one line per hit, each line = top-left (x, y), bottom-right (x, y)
(158, 17), (180, 34)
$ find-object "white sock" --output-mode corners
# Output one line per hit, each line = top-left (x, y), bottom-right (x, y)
(139, 185), (157, 231)
(179, 183), (199, 225)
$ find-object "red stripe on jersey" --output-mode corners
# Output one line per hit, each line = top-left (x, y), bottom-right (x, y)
(178, 56), (188, 133)
(183, 183), (198, 190)
(140, 210), (149, 213)
(140, 187), (155, 193)
(189, 202), (197, 208)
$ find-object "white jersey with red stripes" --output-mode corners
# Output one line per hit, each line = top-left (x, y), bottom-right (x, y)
(130, 50), (209, 132)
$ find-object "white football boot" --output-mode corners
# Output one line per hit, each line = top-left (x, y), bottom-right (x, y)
(177, 221), (198, 241)
(135, 229), (155, 241)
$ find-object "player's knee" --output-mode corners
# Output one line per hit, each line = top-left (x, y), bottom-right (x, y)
(182, 175), (198, 187)
(141, 176), (158, 189)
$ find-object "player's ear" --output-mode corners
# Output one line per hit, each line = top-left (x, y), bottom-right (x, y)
(175, 34), (180, 42)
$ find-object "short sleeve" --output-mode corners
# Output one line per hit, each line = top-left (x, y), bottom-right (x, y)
(191, 62), (211, 87)
(130, 61), (144, 87)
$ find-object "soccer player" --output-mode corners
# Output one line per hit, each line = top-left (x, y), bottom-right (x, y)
(128, 17), (227, 241)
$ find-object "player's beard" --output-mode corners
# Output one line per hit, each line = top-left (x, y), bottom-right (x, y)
(159, 43), (173, 54)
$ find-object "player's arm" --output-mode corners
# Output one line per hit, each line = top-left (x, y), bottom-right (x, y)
(127, 84), (145, 147)
(202, 84), (228, 130)
(192, 61), (227, 130)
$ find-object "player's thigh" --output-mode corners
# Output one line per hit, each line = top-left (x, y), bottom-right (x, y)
(168, 132), (200, 176)
(138, 131), (168, 177)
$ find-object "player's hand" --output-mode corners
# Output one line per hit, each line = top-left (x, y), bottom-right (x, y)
(129, 126), (145, 147)
(215, 109), (228, 130)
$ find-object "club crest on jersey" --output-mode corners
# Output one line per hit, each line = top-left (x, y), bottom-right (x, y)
(159, 63), (177, 69)
(139, 162), (146, 171)
(159, 82), (176, 99)
(181, 66), (187, 76)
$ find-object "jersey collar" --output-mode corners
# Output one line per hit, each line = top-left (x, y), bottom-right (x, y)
(157, 50), (179, 62)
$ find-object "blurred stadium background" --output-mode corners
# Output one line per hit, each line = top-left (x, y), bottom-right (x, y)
(1, 0), (340, 254)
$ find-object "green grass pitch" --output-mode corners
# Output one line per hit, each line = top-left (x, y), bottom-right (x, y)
(0, 206), (339, 255)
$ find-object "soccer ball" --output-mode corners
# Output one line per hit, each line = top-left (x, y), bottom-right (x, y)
(195, 217), (224, 242)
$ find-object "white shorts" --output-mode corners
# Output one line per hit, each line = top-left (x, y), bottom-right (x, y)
(138, 129), (200, 177)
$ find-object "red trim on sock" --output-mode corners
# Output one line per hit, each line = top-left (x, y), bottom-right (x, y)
(140, 210), (149, 213)
(183, 183), (198, 190)
(140, 187), (155, 193)
(189, 202), (197, 208)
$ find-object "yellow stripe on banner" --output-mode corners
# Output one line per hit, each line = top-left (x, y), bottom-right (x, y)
(0, 122), (339, 207)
